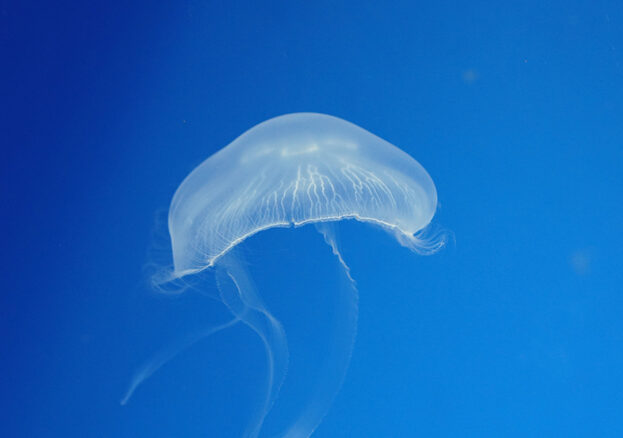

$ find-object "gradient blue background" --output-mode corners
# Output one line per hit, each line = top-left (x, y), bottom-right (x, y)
(3, 1), (623, 436)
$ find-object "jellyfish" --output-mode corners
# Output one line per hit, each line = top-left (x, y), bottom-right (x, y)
(122, 113), (443, 437)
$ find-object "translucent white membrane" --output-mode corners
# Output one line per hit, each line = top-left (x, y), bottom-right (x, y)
(169, 113), (438, 276)
(124, 114), (442, 438)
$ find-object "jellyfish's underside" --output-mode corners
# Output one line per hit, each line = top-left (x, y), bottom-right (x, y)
(124, 113), (441, 438)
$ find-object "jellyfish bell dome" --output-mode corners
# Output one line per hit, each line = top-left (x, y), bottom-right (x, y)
(169, 112), (438, 277)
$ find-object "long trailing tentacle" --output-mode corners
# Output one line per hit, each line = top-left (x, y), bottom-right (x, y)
(123, 229), (358, 438)
(215, 252), (289, 438)
(269, 222), (358, 438)
(217, 228), (359, 438)
(120, 317), (240, 406)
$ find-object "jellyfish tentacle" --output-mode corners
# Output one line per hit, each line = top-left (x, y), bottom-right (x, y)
(316, 223), (355, 284)
(272, 224), (359, 438)
(215, 252), (289, 438)
(120, 317), (240, 406)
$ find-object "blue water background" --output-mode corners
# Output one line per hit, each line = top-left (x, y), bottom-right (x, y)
(3, 1), (623, 436)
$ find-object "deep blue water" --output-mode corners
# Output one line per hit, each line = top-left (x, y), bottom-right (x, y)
(3, 1), (623, 437)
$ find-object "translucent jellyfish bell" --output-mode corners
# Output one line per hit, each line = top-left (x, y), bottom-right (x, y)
(169, 113), (438, 277)
(123, 113), (443, 438)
